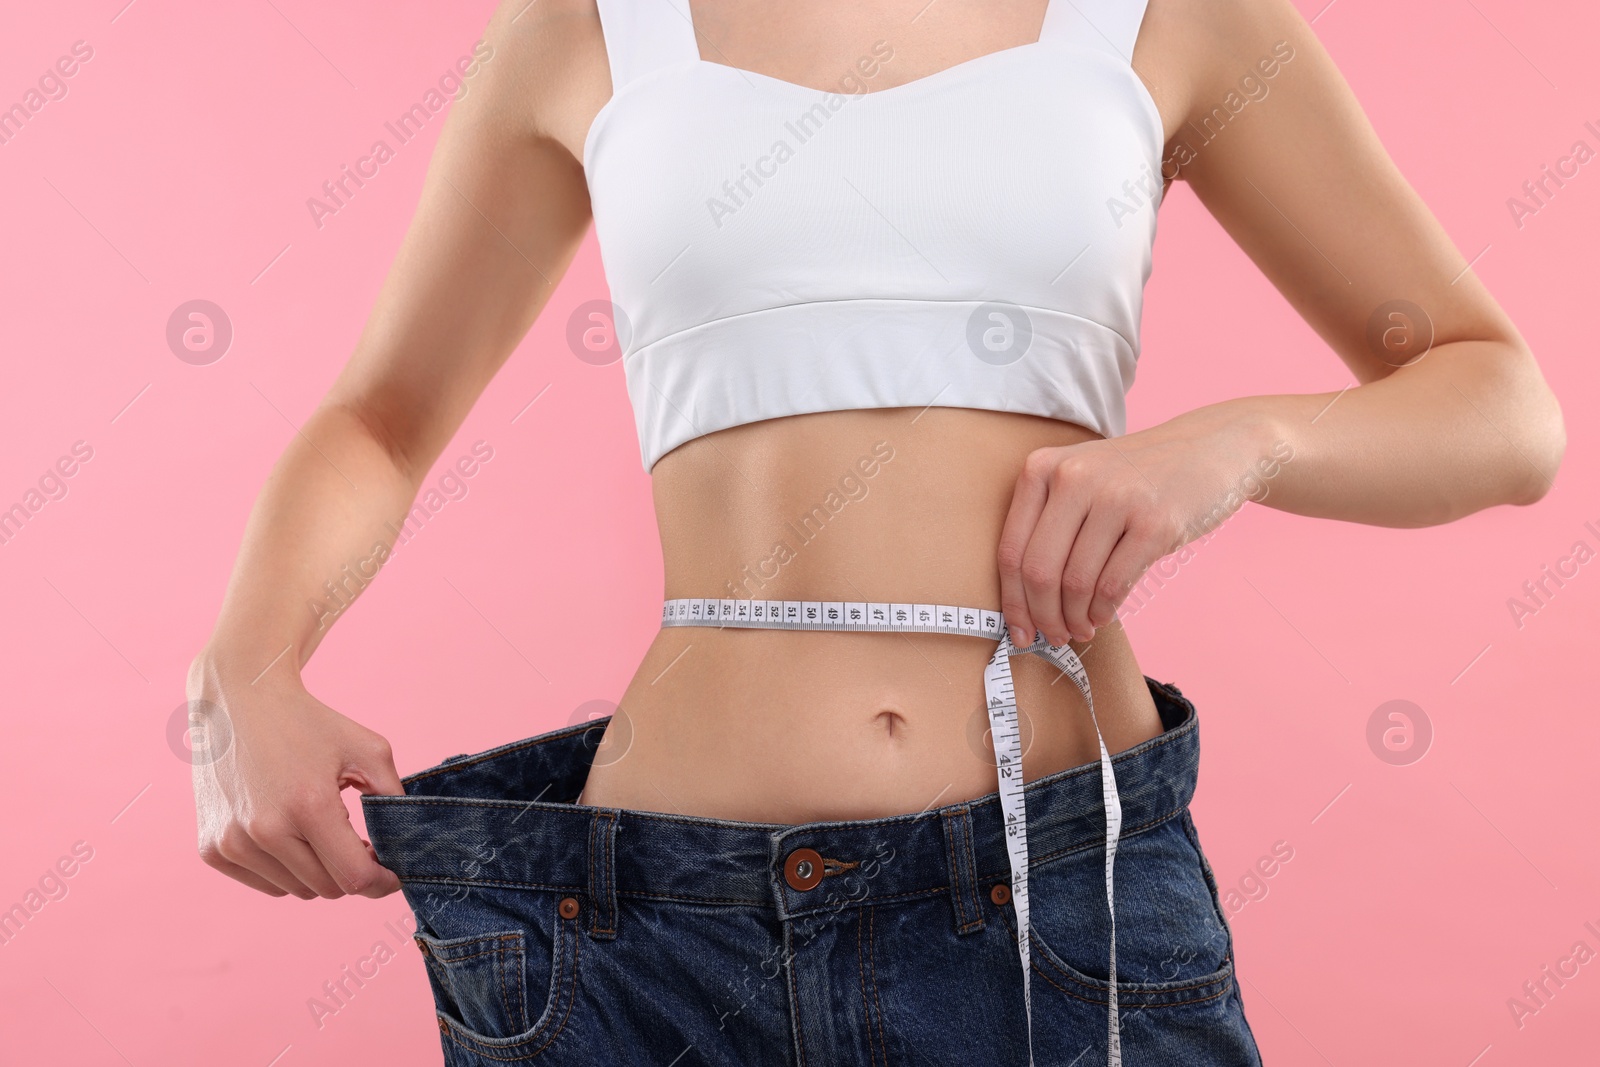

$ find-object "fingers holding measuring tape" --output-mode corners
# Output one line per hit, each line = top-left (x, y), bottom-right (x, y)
(998, 433), (1232, 648)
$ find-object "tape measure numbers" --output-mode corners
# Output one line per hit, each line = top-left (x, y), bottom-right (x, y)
(660, 597), (1124, 1067)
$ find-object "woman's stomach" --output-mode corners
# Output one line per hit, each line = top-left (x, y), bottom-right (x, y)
(579, 406), (1164, 823)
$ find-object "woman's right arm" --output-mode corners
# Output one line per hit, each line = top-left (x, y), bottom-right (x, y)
(187, 0), (609, 899)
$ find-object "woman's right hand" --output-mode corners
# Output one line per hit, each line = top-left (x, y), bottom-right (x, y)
(179, 1), (604, 900)
(187, 651), (404, 899)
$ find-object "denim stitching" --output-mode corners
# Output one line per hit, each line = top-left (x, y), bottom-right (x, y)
(444, 914), (568, 1058)
(441, 914), (580, 1061)
(856, 907), (879, 1067)
(959, 809), (983, 932)
(867, 905), (889, 1067)
(786, 922), (808, 1067)
(513, 928), (527, 1034)
(1031, 955), (1234, 1010)
(496, 936), (516, 1034)
(785, 885), (947, 911)
(402, 876), (589, 893)
(416, 937), (521, 965)
(598, 811), (617, 935)
(976, 801), (1186, 883)
(379, 753), (1195, 891)
(942, 810), (970, 933)
(995, 906), (1232, 1008)
(585, 812), (620, 937)
(619, 889), (768, 906)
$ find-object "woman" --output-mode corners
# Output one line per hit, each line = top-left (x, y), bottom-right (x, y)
(188, 0), (1564, 1063)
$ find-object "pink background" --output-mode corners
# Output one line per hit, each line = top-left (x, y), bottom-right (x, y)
(1, 1), (1595, 1064)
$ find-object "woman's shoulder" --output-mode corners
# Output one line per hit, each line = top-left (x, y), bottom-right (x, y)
(1136, 0), (1317, 158)
(461, 0), (613, 164)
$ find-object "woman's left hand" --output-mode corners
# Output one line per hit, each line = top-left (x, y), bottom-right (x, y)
(997, 409), (1289, 648)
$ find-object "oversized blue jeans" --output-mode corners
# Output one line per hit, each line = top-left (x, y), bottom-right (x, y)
(361, 676), (1263, 1065)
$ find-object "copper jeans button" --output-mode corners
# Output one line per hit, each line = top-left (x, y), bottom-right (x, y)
(784, 847), (824, 891)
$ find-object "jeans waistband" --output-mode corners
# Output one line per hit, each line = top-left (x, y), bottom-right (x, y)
(361, 677), (1199, 933)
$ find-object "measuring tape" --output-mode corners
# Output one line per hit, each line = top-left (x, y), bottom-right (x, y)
(660, 597), (1123, 1067)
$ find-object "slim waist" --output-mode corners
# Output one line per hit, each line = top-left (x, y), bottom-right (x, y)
(361, 677), (1197, 917)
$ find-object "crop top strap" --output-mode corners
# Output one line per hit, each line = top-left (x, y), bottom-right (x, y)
(1039, 0), (1153, 62)
(594, 0), (700, 93)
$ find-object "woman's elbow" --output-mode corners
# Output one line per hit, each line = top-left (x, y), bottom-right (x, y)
(1507, 371), (1566, 507)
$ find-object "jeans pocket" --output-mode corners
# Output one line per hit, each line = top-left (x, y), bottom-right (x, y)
(1007, 813), (1236, 1009)
(412, 893), (583, 1062)
(417, 929), (531, 1037)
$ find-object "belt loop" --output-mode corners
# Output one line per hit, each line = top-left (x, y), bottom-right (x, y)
(587, 811), (618, 941)
(941, 806), (985, 935)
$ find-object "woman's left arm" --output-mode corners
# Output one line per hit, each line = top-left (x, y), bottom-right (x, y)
(998, 0), (1566, 649)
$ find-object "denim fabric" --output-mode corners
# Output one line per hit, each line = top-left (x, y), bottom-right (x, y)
(361, 677), (1262, 1066)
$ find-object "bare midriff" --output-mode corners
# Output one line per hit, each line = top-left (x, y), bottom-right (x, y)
(578, 406), (1164, 824)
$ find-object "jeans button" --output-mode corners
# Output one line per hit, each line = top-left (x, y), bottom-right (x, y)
(784, 847), (824, 891)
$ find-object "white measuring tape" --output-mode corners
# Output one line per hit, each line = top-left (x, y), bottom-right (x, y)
(660, 597), (1123, 1067)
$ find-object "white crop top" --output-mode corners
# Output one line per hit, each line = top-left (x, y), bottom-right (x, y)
(584, 0), (1163, 472)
